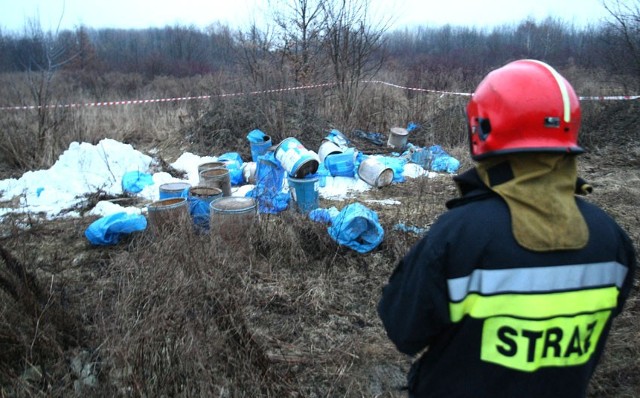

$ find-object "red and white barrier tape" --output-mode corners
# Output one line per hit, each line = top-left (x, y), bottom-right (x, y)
(0, 80), (637, 111)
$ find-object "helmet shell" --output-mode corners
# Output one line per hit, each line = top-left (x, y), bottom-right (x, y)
(467, 59), (583, 160)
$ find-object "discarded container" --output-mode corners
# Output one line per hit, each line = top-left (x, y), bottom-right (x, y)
(210, 197), (257, 241)
(189, 186), (223, 203)
(199, 168), (232, 196)
(409, 147), (434, 170)
(325, 148), (356, 177)
(275, 137), (319, 178)
(358, 157), (394, 188)
(288, 176), (319, 214)
(243, 162), (257, 184)
(387, 127), (409, 150)
(159, 182), (191, 199)
(197, 161), (227, 175)
(318, 140), (343, 163)
(250, 135), (272, 162)
(147, 197), (190, 234)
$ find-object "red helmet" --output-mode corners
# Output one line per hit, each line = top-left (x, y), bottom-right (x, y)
(467, 59), (583, 160)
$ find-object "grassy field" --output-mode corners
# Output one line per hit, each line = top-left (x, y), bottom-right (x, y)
(0, 69), (639, 396)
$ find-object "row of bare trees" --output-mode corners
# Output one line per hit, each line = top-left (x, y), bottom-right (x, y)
(1, 0), (640, 169)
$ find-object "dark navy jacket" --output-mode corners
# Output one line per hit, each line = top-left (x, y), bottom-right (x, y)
(378, 169), (636, 398)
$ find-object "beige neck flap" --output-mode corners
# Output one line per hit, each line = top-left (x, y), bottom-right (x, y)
(475, 154), (589, 252)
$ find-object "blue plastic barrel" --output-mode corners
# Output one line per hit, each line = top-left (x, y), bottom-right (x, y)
(275, 137), (319, 178)
(250, 136), (272, 162)
(324, 148), (356, 177)
(159, 182), (191, 199)
(287, 176), (319, 214)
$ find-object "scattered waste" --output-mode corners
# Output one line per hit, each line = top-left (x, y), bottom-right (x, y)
(217, 152), (245, 185)
(4, 126), (459, 251)
(404, 144), (460, 174)
(357, 156), (394, 188)
(122, 171), (154, 194)
(85, 212), (147, 245)
(275, 137), (320, 178)
(353, 129), (385, 146)
(288, 175), (319, 214)
(246, 129), (272, 162)
(328, 203), (384, 253)
(387, 127), (409, 150)
(325, 147), (357, 177)
(246, 152), (290, 214)
(325, 129), (350, 148)
(158, 181), (191, 199)
(309, 206), (340, 223)
(393, 223), (429, 235)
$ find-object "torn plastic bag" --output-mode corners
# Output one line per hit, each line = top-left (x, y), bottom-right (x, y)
(121, 171), (154, 194)
(328, 203), (384, 253)
(217, 152), (245, 185)
(85, 212), (147, 245)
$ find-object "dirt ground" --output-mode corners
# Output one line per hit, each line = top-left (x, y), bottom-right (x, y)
(0, 143), (639, 397)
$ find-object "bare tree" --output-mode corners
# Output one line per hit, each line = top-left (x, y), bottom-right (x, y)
(322, 0), (388, 127)
(602, 0), (640, 88)
(18, 16), (76, 167)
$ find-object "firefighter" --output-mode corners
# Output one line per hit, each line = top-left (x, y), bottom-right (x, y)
(377, 59), (636, 397)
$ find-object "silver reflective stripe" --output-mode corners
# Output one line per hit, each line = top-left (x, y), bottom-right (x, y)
(448, 262), (628, 302)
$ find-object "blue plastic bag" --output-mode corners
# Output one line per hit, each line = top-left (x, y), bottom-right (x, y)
(247, 152), (290, 214)
(188, 196), (211, 231)
(85, 212), (147, 245)
(218, 152), (245, 185)
(407, 122), (420, 132)
(429, 145), (460, 174)
(121, 171), (154, 194)
(246, 129), (267, 143)
(328, 203), (384, 253)
(309, 206), (340, 223)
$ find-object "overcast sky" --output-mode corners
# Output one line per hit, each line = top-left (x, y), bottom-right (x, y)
(0, 0), (611, 33)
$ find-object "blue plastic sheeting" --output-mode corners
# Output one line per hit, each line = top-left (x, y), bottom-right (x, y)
(325, 129), (350, 148)
(85, 212), (147, 245)
(246, 129), (267, 143)
(407, 122), (420, 132)
(428, 145), (460, 174)
(121, 171), (154, 194)
(246, 152), (290, 214)
(309, 206), (340, 223)
(217, 152), (245, 185)
(313, 164), (330, 187)
(403, 144), (460, 174)
(328, 203), (384, 253)
(188, 196), (211, 231)
(352, 130), (385, 146)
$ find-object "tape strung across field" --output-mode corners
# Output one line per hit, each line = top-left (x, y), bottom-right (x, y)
(0, 79), (638, 111)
